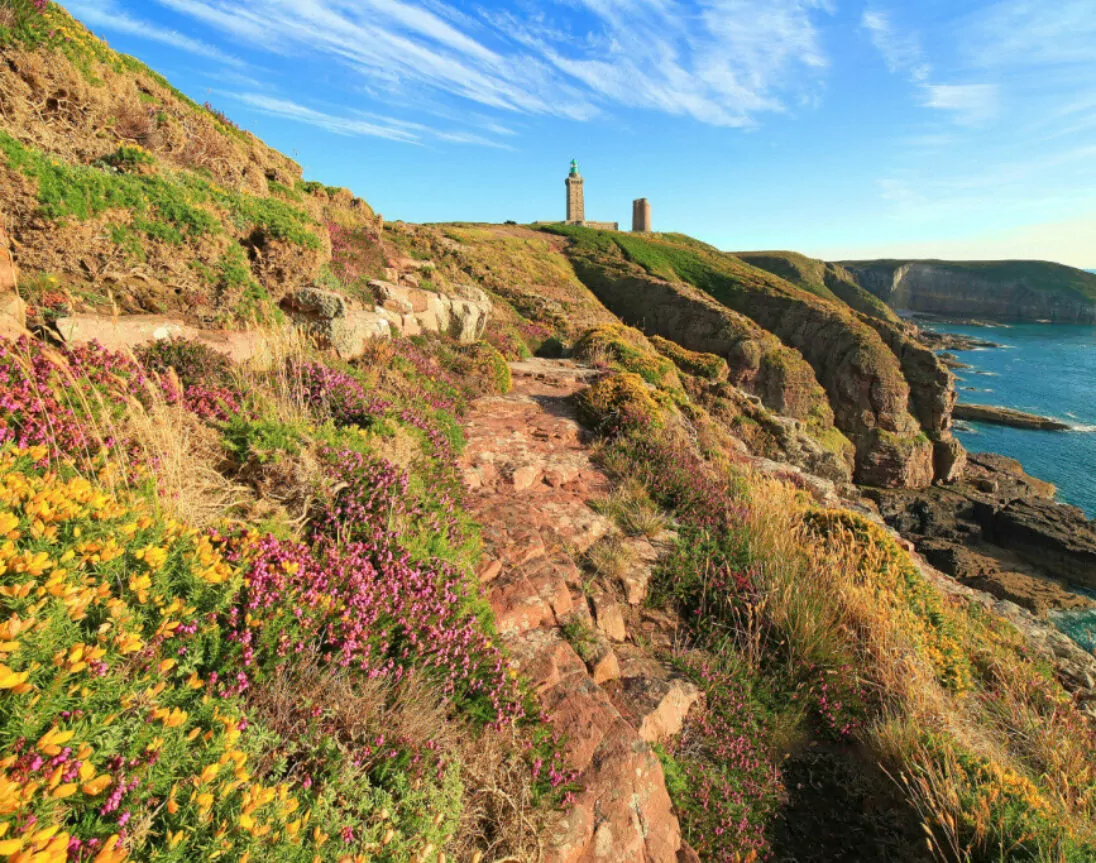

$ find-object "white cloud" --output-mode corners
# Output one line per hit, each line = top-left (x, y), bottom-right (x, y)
(862, 8), (998, 126)
(63, 0), (245, 65)
(860, 9), (929, 81)
(143, 0), (832, 128)
(964, 0), (1096, 68)
(225, 92), (515, 149)
(921, 83), (999, 125)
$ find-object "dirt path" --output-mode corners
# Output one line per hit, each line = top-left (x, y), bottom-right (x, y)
(461, 359), (698, 863)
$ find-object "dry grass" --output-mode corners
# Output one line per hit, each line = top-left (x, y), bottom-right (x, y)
(125, 394), (249, 529)
(585, 534), (636, 583)
(247, 649), (548, 862)
(596, 477), (671, 539)
(734, 468), (1096, 860)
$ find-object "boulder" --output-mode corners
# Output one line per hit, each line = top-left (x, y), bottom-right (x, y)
(610, 650), (702, 743)
(932, 434), (967, 484)
(368, 280), (490, 344)
(279, 288), (391, 358)
(56, 314), (190, 347)
(591, 594), (627, 642)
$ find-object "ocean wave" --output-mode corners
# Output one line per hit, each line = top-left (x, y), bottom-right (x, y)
(1071, 423), (1096, 433)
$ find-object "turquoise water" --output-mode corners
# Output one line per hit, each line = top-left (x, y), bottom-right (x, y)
(930, 322), (1096, 518)
(932, 321), (1096, 649)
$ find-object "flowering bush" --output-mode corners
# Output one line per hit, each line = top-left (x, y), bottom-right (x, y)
(0, 448), (310, 862)
(0, 338), (146, 464)
(134, 338), (234, 390)
(658, 655), (784, 861)
(326, 222), (383, 295)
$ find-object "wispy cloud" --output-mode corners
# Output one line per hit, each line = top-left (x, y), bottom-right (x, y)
(862, 7), (997, 126)
(964, 0), (1096, 68)
(225, 92), (515, 149)
(63, 0), (244, 66)
(920, 83), (999, 126)
(860, 9), (929, 81)
(64, 0), (837, 147)
(145, 0), (832, 128)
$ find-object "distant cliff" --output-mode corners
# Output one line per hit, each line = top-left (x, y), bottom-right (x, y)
(841, 260), (1096, 323)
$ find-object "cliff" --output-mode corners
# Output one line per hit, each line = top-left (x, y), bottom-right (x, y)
(841, 259), (1096, 323)
(547, 226), (947, 488)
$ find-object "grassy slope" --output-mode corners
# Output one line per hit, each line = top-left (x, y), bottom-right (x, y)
(4, 7), (1095, 863)
(0, 2), (379, 326)
(0, 5), (561, 860)
(580, 353), (1096, 863)
(544, 225), (931, 483)
(735, 251), (901, 323)
(843, 259), (1096, 303)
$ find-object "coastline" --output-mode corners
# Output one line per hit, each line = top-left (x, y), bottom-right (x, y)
(868, 317), (1096, 651)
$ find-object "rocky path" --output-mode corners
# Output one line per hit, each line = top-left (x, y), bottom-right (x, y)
(461, 359), (700, 863)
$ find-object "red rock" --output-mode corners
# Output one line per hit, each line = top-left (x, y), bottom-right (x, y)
(461, 359), (683, 863)
(511, 464), (543, 490)
(615, 673), (701, 743)
(489, 579), (553, 636)
(590, 648), (620, 685)
(0, 222), (17, 298)
(592, 595), (627, 642)
(477, 558), (502, 583)
(619, 564), (653, 606)
(0, 291), (24, 329)
(678, 841), (702, 863)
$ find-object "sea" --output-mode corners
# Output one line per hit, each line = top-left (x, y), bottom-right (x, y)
(930, 321), (1096, 517)
(928, 319), (1096, 649)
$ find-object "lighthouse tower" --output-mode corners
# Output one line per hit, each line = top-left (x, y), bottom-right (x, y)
(565, 159), (585, 224)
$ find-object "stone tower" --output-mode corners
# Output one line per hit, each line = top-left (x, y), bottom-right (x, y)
(565, 159), (585, 224)
(632, 198), (651, 232)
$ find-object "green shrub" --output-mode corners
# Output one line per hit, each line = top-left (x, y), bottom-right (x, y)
(576, 372), (677, 435)
(573, 324), (679, 389)
(222, 415), (305, 465)
(100, 144), (156, 172)
(649, 335), (728, 382)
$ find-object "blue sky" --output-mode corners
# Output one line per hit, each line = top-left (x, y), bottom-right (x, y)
(62, 0), (1095, 266)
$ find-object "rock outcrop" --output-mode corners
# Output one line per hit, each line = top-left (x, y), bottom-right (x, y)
(859, 315), (966, 482)
(565, 247), (835, 426)
(842, 260), (1096, 323)
(53, 313), (270, 364)
(872, 452), (1096, 597)
(278, 282), (491, 358)
(0, 219), (28, 339)
(954, 403), (1070, 431)
(554, 230), (942, 488)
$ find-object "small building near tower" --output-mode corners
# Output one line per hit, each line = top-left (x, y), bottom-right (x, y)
(632, 198), (651, 232)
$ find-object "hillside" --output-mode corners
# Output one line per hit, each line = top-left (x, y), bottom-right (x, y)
(542, 226), (962, 488)
(842, 259), (1096, 323)
(3, 4), (1096, 863)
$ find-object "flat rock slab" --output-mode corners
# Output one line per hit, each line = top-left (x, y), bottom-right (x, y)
(54, 314), (269, 365)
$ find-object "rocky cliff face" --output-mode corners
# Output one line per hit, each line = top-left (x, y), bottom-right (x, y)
(551, 230), (944, 488)
(564, 242), (838, 426)
(843, 260), (1096, 323)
